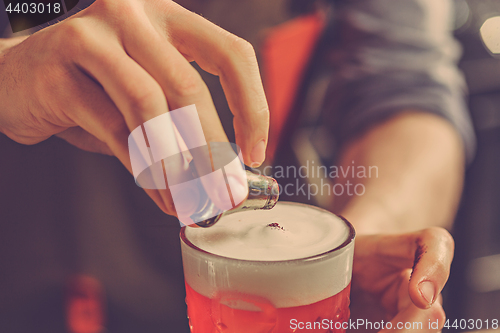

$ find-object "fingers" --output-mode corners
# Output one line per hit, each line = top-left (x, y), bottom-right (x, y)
(74, 34), (168, 133)
(55, 127), (175, 214)
(407, 228), (454, 309)
(380, 268), (445, 333)
(42, 49), (131, 162)
(119, 19), (248, 213)
(58, 8), (254, 216)
(379, 302), (445, 333)
(120, 15), (227, 144)
(70, 18), (247, 217)
(354, 227), (454, 311)
(71, 25), (190, 214)
(52, 57), (172, 214)
(159, 1), (269, 166)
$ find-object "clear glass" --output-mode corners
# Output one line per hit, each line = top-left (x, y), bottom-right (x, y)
(180, 202), (356, 333)
(190, 170), (279, 228)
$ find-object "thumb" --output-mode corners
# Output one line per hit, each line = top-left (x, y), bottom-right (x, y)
(379, 302), (445, 333)
(408, 228), (454, 309)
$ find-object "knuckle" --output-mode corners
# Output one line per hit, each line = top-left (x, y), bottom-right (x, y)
(229, 36), (256, 59)
(90, 0), (118, 15)
(256, 104), (270, 121)
(61, 20), (85, 40)
(423, 227), (455, 251)
(101, 112), (128, 139)
(58, 19), (93, 54)
(127, 86), (164, 113)
(438, 228), (455, 252)
(224, 35), (259, 68)
(169, 72), (205, 99)
(90, 0), (139, 23)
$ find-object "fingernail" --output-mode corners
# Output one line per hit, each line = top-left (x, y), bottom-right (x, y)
(227, 175), (248, 207)
(419, 281), (436, 306)
(251, 140), (266, 167)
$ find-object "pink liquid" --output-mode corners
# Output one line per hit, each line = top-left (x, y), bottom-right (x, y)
(185, 282), (351, 333)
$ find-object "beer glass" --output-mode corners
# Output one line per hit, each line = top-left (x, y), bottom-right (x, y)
(180, 202), (355, 333)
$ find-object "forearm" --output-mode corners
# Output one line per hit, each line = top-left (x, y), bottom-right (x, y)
(332, 111), (465, 234)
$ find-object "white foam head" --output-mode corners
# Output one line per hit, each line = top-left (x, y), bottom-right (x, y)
(181, 202), (355, 308)
(185, 202), (349, 261)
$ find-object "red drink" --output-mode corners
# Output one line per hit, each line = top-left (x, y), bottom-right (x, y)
(185, 282), (351, 333)
(181, 202), (355, 333)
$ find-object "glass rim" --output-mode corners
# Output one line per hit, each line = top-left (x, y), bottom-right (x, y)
(180, 202), (356, 264)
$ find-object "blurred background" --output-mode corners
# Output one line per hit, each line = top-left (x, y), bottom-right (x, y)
(0, 0), (499, 332)
(446, 0), (500, 327)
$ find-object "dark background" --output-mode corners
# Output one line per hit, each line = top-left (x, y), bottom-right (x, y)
(447, 0), (500, 326)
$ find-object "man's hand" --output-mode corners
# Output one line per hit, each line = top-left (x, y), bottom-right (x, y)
(0, 0), (269, 215)
(351, 227), (454, 332)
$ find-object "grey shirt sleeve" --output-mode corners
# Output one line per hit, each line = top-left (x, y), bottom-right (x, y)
(323, 0), (476, 163)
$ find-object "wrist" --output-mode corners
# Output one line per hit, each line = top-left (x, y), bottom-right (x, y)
(339, 199), (399, 235)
